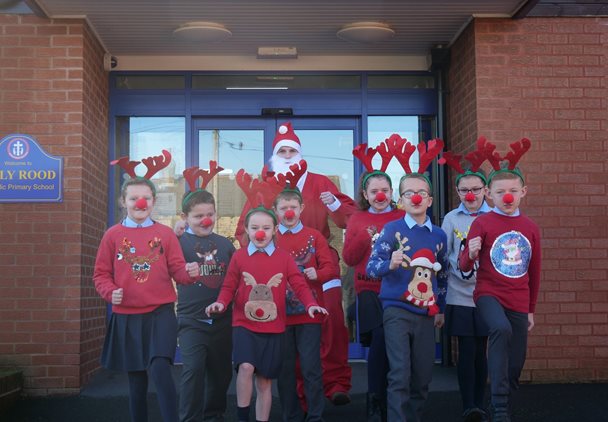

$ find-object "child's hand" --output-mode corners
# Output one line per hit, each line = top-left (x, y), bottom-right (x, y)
(528, 313), (535, 331)
(468, 236), (482, 260)
(434, 313), (445, 328)
(186, 262), (199, 277)
(205, 302), (224, 316)
(111, 288), (123, 305)
(308, 305), (328, 318)
(389, 250), (404, 270)
(174, 220), (187, 237)
(319, 191), (336, 205)
(303, 267), (318, 280)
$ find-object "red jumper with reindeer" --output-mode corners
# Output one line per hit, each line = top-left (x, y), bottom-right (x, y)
(214, 166), (319, 333)
(459, 138), (542, 314)
(94, 150), (195, 314)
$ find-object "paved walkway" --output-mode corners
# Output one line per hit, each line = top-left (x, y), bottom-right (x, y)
(5, 362), (608, 421)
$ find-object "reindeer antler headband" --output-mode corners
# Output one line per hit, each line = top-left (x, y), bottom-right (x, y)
(110, 149), (172, 195)
(487, 137), (531, 184)
(352, 135), (396, 188)
(236, 165), (286, 224)
(438, 136), (490, 185)
(181, 160), (224, 209)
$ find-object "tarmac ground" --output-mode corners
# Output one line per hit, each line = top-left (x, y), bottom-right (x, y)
(5, 362), (608, 422)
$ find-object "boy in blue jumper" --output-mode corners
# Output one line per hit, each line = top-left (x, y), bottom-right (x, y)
(367, 173), (448, 422)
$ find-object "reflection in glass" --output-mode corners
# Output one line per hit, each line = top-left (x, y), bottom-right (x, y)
(199, 130), (264, 245)
(114, 117), (186, 228)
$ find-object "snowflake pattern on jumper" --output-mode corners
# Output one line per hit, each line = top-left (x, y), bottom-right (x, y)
(490, 230), (532, 278)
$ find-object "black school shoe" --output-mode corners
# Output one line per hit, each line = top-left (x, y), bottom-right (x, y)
(490, 404), (511, 422)
(463, 407), (488, 422)
(330, 391), (351, 405)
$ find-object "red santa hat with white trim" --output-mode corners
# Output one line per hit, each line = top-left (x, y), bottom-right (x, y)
(272, 122), (301, 156)
(409, 249), (442, 272)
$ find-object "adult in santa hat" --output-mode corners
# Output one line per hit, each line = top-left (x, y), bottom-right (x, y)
(235, 122), (357, 405)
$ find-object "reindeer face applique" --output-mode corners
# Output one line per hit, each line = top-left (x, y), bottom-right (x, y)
(117, 237), (163, 283)
(193, 242), (226, 288)
(243, 272), (282, 322)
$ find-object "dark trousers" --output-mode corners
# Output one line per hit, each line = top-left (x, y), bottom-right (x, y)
(128, 357), (177, 422)
(278, 323), (324, 422)
(383, 306), (435, 422)
(456, 335), (488, 410)
(367, 324), (389, 396)
(177, 317), (233, 422)
(476, 296), (528, 406)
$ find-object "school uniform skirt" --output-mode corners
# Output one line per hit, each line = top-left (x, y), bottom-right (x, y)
(445, 304), (489, 337)
(101, 303), (177, 371)
(232, 326), (283, 379)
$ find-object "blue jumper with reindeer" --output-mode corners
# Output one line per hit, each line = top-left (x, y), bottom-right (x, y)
(366, 214), (448, 316)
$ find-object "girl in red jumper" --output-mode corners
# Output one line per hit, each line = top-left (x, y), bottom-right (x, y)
(206, 170), (327, 422)
(343, 140), (405, 421)
(94, 150), (199, 422)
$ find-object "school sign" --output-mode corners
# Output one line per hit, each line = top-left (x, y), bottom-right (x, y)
(0, 134), (63, 203)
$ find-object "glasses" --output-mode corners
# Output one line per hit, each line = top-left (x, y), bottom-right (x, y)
(457, 187), (484, 195)
(400, 190), (430, 199)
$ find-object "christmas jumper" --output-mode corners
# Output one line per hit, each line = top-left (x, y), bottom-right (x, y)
(215, 245), (318, 334)
(441, 202), (491, 307)
(366, 217), (448, 316)
(94, 223), (193, 314)
(176, 231), (236, 319)
(459, 210), (541, 314)
(276, 223), (339, 325)
(343, 208), (405, 294)
(235, 172), (357, 245)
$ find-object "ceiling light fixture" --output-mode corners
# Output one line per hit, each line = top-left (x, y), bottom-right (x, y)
(173, 22), (232, 42)
(337, 22), (395, 43)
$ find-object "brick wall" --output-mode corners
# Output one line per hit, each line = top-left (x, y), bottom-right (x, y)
(447, 17), (608, 382)
(0, 14), (108, 394)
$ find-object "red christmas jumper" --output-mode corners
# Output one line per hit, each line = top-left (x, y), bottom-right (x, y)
(216, 247), (319, 334)
(459, 211), (541, 313)
(343, 208), (405, 295)
(94, 223), (193, 314)
(276, 225), (339, 326)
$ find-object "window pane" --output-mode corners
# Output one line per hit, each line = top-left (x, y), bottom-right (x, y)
(192, 74), (360, 90)
(198, 129), (264, 243)
(114, 117), (186, 227)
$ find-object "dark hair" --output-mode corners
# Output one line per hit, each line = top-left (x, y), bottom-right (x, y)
(357, 171), (394, 210)
(181, 189), (216, 214)
(274, 189), (303, 207)
(120, 177), (156, 199)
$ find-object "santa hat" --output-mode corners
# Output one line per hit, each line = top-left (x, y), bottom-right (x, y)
(272, 122), (301, 155)
(409, 249), (442, 272)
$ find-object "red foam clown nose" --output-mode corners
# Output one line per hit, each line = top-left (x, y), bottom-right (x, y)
(375, 192), (387, 202)
(465, 192), (476, 202)
(503, 193), (514, 204)
(135, 198), (148, 209)
(284, 209), (296, 219)
(255, 230), (266, 241)
(201, 217), (213, 227)
(411, 194), (423, 205)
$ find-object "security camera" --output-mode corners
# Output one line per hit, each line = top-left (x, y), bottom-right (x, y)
(103, 53), (118, 71)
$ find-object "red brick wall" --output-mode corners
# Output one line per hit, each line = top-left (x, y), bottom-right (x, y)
(0, 14), (108, 394)
(447, 17), (608, 382)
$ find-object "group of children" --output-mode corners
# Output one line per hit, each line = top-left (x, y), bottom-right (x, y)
(94, 131), (541, 422)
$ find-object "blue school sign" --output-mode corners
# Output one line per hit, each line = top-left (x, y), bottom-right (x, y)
(0, 134), (63, 203)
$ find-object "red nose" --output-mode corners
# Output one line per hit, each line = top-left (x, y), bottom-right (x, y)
(411, 194), (423, 205)
(503, 193), (514, 204)
(465, 192), (476, 202)
(284, 209), (296, 219)
(375, 192), (387, 202)
(135, 198), (148, 209)
(417, 283), (428, 293)
(255, 308), (264, 317)
(201, 217), (213, 227)
(255, 230), (266, 241)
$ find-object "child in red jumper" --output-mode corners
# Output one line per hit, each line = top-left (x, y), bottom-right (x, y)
(343, 170), (404, 421)
(274, 187), (339, 422)
(94, 156), (199, 422)
(460, 139), (541, 422)
(206, 203), (327, 422)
